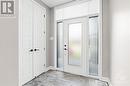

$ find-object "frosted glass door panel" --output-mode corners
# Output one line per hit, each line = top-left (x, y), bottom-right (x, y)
(57, 23), (64, 68)
(89, 17), (99, 76)
(69, 23), (82, 66)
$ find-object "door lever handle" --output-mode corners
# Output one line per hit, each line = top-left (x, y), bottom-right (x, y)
(34, 49), (40, 51)
(29, 49), (33, 52)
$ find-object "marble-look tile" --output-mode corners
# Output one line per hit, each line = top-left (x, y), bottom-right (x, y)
(23, 70), (107, 86)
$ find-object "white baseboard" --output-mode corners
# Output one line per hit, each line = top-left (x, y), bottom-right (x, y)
(45, 66), (54, 72)
(99, 77), (112, 86)
(46, 66), (64, 71)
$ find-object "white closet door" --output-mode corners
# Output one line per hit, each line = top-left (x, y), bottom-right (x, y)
(33, 2), (46, 77)
(20, 0), (34, 84)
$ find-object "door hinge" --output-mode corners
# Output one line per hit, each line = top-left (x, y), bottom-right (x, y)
(44, 48), (45, 50)
(44, 64), (46, 66)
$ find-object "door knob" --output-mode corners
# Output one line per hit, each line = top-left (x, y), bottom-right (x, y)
(29, 49), (33, 52)
(34, 49), (40, 51)
(64, 48), (67, 50)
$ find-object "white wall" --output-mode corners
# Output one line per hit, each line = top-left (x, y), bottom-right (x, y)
(109, 0), (130, 86)
(0, 0), (19, 86)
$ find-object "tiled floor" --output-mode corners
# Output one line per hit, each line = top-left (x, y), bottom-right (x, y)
(23, 70), (107, 86)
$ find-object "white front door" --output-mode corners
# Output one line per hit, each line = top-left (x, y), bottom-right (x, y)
(33, 2), (46, 77)
(63, 18), (89, 75)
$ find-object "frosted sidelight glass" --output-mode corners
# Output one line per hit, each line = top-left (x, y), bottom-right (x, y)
(57, 23), (64, 68)
(89, 16), (99, 76)
(68, 23), (82, 66)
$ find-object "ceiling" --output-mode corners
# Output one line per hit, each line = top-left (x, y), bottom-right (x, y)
(41, 0), (75, 7)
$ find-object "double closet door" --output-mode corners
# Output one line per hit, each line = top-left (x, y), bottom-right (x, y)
(20, 0), (46, 85)
(57, 16), (99, 76)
